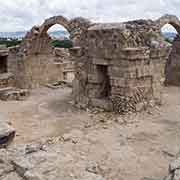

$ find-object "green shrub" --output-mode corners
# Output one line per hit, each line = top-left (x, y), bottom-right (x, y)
(165, 38), (173, 44)
(0, 38), (22, 47)
(51, 39), (73, 48)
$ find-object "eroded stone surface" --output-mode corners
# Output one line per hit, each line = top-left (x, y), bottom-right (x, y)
(72, 16), (173, 113)
(0, 115), (15, 148)
(165, 156), (180, 180)
(2, 14), (180, 112)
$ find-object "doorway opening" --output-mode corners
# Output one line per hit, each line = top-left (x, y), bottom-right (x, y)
(96, 65), (111, 99)
(0, 56), (8, 74)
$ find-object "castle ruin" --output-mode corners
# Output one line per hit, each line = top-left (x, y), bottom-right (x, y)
(0, 14), (180, 112)
(0, 14), (180, 180)
(72, 15), (180, 113)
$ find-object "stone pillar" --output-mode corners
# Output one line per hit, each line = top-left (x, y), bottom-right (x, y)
(150, 47), (171, 103)
(109, 47), (153, 113)
(165, 36), (180, 86)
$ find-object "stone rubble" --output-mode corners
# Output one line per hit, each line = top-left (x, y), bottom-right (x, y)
(0, 115), (15, 148)
(0, 129), (107, 180)
(0, 88), (29, 101)
(164, 155), (180, 180)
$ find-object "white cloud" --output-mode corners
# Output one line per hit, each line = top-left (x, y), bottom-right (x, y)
(161, 24), (178, 33)
(0, 0), (179, 32)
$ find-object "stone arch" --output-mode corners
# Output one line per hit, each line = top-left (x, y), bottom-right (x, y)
(38, 16), (71, 56)
(156, 15), (180, 86)
(39, 16), (92, 39)
(39, 16), (70, 37)
(20, 15), (92, 55)
(156, 14), (180, 34)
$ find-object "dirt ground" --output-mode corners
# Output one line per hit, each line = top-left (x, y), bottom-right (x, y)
(1, 86), (180, 179)
(0, 87), (88, 144)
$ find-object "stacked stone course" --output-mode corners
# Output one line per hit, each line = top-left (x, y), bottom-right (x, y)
(72, 16), (174, 113)
(1, 14), (180, 113)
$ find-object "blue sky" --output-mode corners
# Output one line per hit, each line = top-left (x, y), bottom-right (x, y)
(0, 0), (179, 32)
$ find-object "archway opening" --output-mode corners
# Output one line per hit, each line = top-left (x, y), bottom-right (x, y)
(161, 24), (180, 86)
(47, 24), (72, 49)
(47, 24), (75, 83)
(161, 24), (178, 43)
(0, 55), (8, 74)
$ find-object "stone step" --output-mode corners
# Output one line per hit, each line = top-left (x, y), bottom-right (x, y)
(0, 73), (15, 88)
(0, 115), (15, 148)
(0, 73), (14, 80)
(46, 80), (72, 89)
(0, 87), (14, 92)
(0, 87), (30, 101)
(0, 123), (15, 148)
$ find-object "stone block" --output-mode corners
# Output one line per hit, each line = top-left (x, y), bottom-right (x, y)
(69, 47), (83, 57)
(0, 115), (15, 148)
(91, 98), (113, 111)
(119, 47), (150, 60)
(108, 66), (125, 77)
(92, 58), (109, 65)
(111, 86), (133, 97)
(87, 83), (102, 98)
(0, 73), (15, 88)
(136, 64), (152, 78)
(88, 74), (101, 84)
(110, 77), (126, 87)
(150, 47), (171, 59)
(0, 87), (30, 101)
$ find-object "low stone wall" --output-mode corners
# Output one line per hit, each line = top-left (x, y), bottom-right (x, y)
(0, 73), (15, 88)
(16, 54), (63, 89)
(8, 45), (74, 89)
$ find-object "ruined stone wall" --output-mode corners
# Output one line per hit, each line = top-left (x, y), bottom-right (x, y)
(20, 54), (63, 89)
(73, 19), (172, 113)
(7, 44), (63, 89)
(0, 48), (15, 88)
(9, 16), (91, 89)
(7, 46), (23, 88)
(165, 35), (180, 86)
(4, 14), (180, 113)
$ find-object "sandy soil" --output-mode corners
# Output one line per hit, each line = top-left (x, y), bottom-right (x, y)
(1, 86), (180, 179)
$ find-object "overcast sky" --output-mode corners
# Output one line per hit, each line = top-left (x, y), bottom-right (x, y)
(0, 0), (179, 32)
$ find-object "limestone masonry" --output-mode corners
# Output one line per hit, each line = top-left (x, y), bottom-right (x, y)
(72, 15), (179, 113)
(1, 14), (180, 180)
(1, 14), (180, 113)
